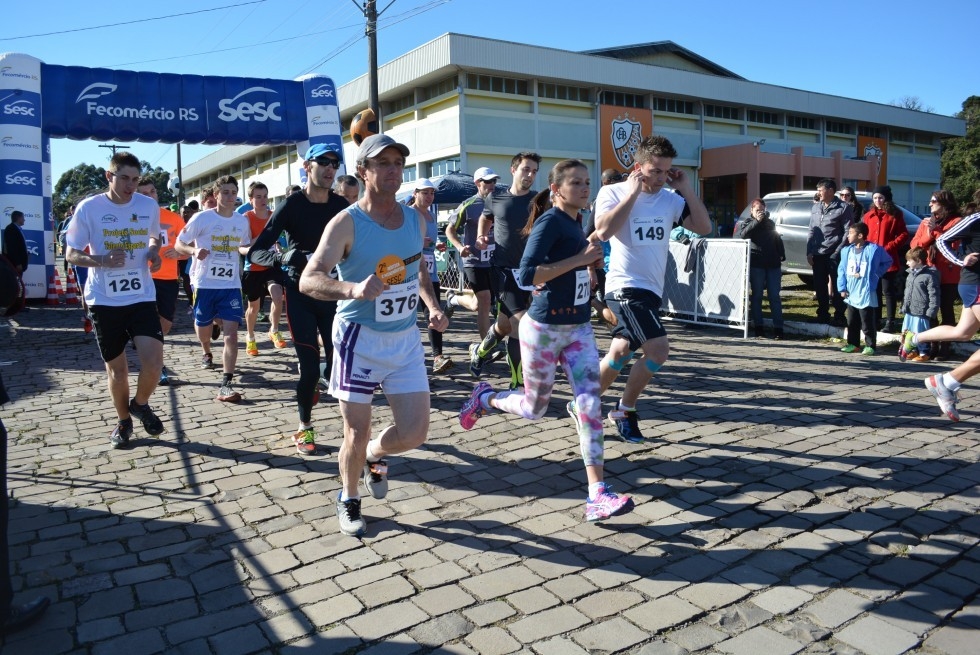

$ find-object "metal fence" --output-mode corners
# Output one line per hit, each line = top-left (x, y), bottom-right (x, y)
(436, 243), (464, 291)
(663, 238), (750, 336)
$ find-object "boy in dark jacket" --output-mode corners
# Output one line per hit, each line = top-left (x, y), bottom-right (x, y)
(737, 198), (785, 338)
(900, 247), (940, 362)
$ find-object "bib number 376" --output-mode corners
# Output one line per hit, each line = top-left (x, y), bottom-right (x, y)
(376, 280), (420, 322)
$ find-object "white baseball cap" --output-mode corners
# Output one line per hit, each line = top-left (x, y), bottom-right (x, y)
(473, 167), (500, 183)
(414, 178), (436, 191)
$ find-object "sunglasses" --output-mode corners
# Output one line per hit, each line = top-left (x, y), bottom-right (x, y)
(840, 193), (852, 198)
(312, 157), (340, 169)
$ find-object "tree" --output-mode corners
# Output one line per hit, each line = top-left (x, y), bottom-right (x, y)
(940, 96), (980, 207)
(53, 163), (106, 224)
(890, 95), (936, 113)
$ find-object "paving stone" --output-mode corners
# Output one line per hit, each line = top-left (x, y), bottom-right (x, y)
(465, 626), (521, 655)
(571, 616), (648, 652)
(751, 587), (813, 616)
(715, 625), (805, 655)
(835, 616), (918, 655)
(506, 606), (590, 642)
(804, 590), (872, 628)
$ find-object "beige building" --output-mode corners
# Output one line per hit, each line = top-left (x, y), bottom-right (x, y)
(181, 33), (965, 226)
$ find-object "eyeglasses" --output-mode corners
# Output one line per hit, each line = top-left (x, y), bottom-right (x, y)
(839, 193), (852, 199)
(312, 157), (340, 169)
(929, 199), (939, 204)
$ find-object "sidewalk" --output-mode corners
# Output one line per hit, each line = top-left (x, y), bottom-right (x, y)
(1, 303), (977, 654)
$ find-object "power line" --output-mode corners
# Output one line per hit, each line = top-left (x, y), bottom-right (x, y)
(0, 1), (267, 41)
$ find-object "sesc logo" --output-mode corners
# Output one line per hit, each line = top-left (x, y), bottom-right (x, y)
(309, 84), (335, 100)
(76, 82), (118, 103)
(4, 170), (37, 186)
(217, 86), (281, 122)
(3, 99), (36, 117)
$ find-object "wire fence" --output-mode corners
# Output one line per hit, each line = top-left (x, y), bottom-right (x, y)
(663, 238), (750, 335)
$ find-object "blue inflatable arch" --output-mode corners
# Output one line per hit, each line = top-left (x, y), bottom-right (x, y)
(0, 53), (343, 298)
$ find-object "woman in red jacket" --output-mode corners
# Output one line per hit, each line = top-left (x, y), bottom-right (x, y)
(910, 189), (963, 359)
(863, 185), (909, 333)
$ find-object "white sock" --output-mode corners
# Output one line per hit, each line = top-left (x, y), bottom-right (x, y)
(618, 402), (635, 412)
(340, 490), (359, 502)
(588, 481), (606, 500)
(943, 373), (962, 392)
(366, 439), (382, 463)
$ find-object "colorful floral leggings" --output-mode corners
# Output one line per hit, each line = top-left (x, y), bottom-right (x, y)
(493, 316), (604, 466)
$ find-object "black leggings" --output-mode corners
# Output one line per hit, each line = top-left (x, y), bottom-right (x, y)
(285, 285), (336, 424)
(426, 281), (444, 357)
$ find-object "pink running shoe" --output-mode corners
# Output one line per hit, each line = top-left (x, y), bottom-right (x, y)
(459, 382), (493, 430)
(585, 484), (634, 522)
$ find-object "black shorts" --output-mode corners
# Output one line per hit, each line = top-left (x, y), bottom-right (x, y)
(463, 267), (493, 293)
(494, 266), (531, 319)
(153, 279), (180, 322)
(242, 268), (283, 302)
(91, 301), (164, 362)
(593, 269), (607, 304)
(605, 287), (667, 351)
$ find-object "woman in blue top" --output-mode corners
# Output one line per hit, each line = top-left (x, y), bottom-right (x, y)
(459, 160), (634, 522)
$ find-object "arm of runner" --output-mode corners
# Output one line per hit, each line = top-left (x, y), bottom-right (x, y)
(147, 237), (161, 272)
(417, 214), (448, 332)
(594, 172), (642, 240)
(299, 212), (383, 302)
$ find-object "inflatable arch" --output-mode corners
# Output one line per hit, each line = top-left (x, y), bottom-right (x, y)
(0, 53), (343, 299)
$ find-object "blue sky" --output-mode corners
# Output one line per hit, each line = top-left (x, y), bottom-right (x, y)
(3, 0), (976, 188)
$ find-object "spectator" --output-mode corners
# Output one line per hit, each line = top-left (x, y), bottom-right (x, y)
(899, 247), (939, 362)
(839, 186), (864, 223)
(862, 185), (909, 333)
(2, 211), (28, 274)
(837, 222), (892, 355)
(807, 178), (853, 326)
(910, 190), (963, 360)
(736, 198), (785, 339)
(333, 175), (360, 205)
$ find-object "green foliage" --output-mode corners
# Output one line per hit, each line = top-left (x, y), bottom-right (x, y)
(53, 163), (106, 223)
(940, 96), (980, 207)
(139, 160), (176, 208)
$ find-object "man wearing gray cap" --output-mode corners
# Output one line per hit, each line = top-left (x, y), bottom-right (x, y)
(247, 143), (350, 456)
(300, 134), (449, 537)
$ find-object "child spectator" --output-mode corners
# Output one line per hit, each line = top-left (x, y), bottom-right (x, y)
(900, 247), (939, 362)
(837, 222), (892, 355)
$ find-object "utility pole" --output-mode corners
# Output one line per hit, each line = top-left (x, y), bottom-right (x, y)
(352, 0), (395, 134)
(98, 143), (120, 158)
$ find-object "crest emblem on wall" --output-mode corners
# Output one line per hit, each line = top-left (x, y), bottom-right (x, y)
(611, 116), (642, 168)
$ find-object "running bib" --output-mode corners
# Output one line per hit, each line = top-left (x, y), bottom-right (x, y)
(480, 243), (494, 262)
(206, 252), (236, 282)
(424, 253), (436, 276)
(511, 269), (538, 292)
(103, 269), (144, 298)
(574, 270), (590, 305)
(846, 256), (866, 278)
(631, 215), (667, 246)
(376, 280), (419, 322)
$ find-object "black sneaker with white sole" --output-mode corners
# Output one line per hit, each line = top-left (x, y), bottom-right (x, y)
(109, 419), (134, 449)
(128, 399), (164, 435)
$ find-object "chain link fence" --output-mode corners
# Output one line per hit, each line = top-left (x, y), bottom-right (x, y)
(663, 238), (750, 336)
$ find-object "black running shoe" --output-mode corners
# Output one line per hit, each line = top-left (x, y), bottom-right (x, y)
(129, 399), (164, 436)
(109, 419), (133, 449)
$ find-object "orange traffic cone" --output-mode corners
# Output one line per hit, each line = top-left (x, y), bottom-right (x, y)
(64, 268), (80, 305)
(46, 272), (61, 305)
(53, 270), (65, 302)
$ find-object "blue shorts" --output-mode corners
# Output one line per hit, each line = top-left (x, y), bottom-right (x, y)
(957, 284), (979, 308)
(194, 287), (244, 326)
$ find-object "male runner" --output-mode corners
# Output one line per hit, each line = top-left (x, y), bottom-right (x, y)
(241, 181), (287, 356)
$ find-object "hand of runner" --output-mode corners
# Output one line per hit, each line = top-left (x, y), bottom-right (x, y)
(428, 309), (448, 332)
(352, 274), (386, 300)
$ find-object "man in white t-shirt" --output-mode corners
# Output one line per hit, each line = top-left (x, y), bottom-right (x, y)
(65, 151), (165, 449)
(175, 176), (251, 402)
(588, 135), (712, 442)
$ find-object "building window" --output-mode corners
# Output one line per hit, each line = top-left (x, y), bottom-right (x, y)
(421, 77), (457, 101)
(466, 74), (530, 96)
(538, 82), (590, 102)
(891, 131), (913, 142)
(826, 121), (853, 135)
(402, 166), (417, 184)
(388, 93), (414, 114)
(704, 104), (741, 120)
(653, 97), (695, 115)
(601, 91), (644, 108)
(858, 125), (882, 138)
(430, 158), (460, 177)
(747, 109), (780, 125)
(915, 133), (935, 146)
(787, 114), (816, 130)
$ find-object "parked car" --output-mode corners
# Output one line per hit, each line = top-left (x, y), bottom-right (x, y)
(737, 191), (923, 284)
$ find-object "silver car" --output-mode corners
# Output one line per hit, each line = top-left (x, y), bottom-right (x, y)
(738, 190), (923, 284)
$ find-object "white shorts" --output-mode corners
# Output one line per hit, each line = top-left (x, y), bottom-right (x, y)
(329, 316), (429, 403)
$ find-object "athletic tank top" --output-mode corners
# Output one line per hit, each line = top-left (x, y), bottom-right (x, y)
(337, 203), (423, 333)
